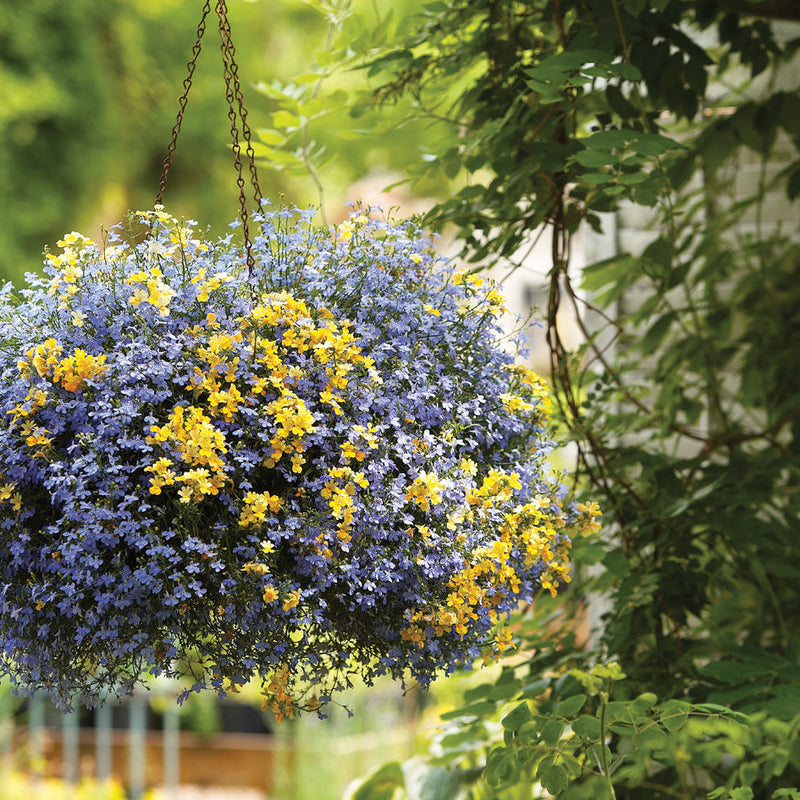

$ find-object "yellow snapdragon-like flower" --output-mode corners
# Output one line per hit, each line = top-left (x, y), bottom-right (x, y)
(29, 338), (63, 378)
(52, 349), (109, 392)
(0, 482), (22, 512)
(239, 491), (284, 528)
(405, 472), (445, 512)
(262, 585), (279, 603)
(336, 214), (369, 242)
(127, 267), (176, 316)
(451, 269), (484, 289)
(282, 589), (301, 612)
(146, 405), (228, 500)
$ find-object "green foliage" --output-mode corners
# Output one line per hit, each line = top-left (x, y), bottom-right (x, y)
(0, 0), (116, 283)
(347, 630), (800, 799)
(286, 1), (800, 799)
(252, 0), (444, 220)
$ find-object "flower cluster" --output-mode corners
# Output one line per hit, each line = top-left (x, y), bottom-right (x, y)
(0, 206), (599, 714)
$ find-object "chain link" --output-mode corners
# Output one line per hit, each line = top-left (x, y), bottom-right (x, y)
(155, 0), (213, 209)
(156, 0), (263, 279)
(217, 0), (259, 276)
(217, 0), (262, 205)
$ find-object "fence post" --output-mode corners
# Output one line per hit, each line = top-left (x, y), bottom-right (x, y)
(95, 701), (112, 782)
(163, 701), (180, 800)
(28, 692), (45, 772)
(0, 681), (13, 756)
(62, 701), (79, 783)
(128, 693), (147, 800)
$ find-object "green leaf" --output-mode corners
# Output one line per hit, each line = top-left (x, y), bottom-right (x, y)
(581, 254), (638, 292)
(292, 72), (324, 85)
(484, 748), (520, 790)
(350, 762), (405, 800)
(441, 700), (497, 721)
(522, 678), (552, 698)
(604, 701), (631, 724)
(631, 693), (658, 713)
(518, 719), (541, 745)
(698, 123), (738, 173)
(438, 729), (481, 751)
(502, 702), (533, 731)
(462, 683), (491, 703)
(659, 700), (690, 732)
(363, 49), (413, 77)
(640, 313), (674, 356)
(563, 757), (582, 780)
(788, 166), (800, 200)
(273, 109), (301, 129)
(489, 671), (522, 702)
(606, 85), (639, 119)
(583, 172), (615, 185)
(541, 718), (565, 746)
(693, 704), (750, 724)
(592, 663), (627, 682)
(643, 235), (673, 271)
(414, 764), (470, 800)
(636, 724), (668, 751)
(739, 761), (760, 786)
(662, 497), (690, 518)
(700, 660), (752, 684)
(555, 694), (587, 718)
(619, 171), (649, 185)
(602, 550), (628, 578)
(572, 715), (602, 740)
(623, 0), (647, 16)
(628, 133), (682, 156)
(575, 150), (618, 168)
(583, 130), (632, 150)
(774, 789), (800, 799)
(257, 128), (287, 146)
(538, 763), (569, 795)
(572, 542), (605, 565)
(764, 691), (800, 721)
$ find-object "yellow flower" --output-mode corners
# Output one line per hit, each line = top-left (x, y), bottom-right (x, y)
(262, 586), (279, 604)
(283, 589), (301, 612)
(52, 349), (109, 392)
(405, 472), (445, 512)
(177, 485), (194, 504)
(239, 491), (284, 528)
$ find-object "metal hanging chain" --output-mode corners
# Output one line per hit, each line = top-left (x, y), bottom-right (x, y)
(155, 0), (213, 209)
(217, 0), (262, 206)
(216, 0), (262, 276)
(155, 0), (263, 279)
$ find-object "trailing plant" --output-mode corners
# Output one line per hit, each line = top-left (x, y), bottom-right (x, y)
(0, 205), (597, 715)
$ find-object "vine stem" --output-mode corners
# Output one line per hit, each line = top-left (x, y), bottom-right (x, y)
(598, 693), (618, 799)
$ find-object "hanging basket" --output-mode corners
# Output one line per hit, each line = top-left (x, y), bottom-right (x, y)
(0, 1), (600, 715)
(0, 206), (598, 714)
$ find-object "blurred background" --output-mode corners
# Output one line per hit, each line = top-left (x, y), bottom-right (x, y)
(0, 0), (444, 285)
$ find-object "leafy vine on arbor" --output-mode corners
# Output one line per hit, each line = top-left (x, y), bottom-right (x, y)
(262, 0), (800, 797)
